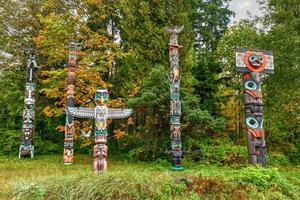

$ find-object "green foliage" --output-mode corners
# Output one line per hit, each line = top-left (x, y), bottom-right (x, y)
(239, 166), (282, 188)
(34, 135), (62, 154)
(8, 155), (190, 200)
(0, 70), (24, 129)
(0, 129), (20, 155)
(259, 0), (300, 163)
(127, 65), (169, 114)
(14, 182), (46, 200)
(238, 166), (300, 199)
(185, 138), (247, 165)
(124, 65), (170, 160)
(191, 0), (234, 115)
(0, 128), (62, 156)
(268, 152), (290, 166)
(13, 172), (187, 200)
(2, 155), (300, 200)
(183, 108), (225, 135)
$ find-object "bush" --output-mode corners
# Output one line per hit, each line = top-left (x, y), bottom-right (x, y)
(0, 129), (20, 155)
(268, 152), (290, 166)
(238, 166), (300, 199)
(185, 138), (248, 165)
(0, 128), (62, 156)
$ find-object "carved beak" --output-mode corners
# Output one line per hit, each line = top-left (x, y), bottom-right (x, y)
(100, 96), (104, 105)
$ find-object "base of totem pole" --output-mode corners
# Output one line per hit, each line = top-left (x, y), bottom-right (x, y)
(172, 166), (184, 171)
(19, 145), (34, 159)
(64, 163), (72, 165)
(94, 170), (106, 175)
(247, 133), (267, 166)
(63, 156), (74, 165)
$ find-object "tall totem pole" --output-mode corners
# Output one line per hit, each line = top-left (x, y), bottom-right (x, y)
(64, 40), (77, 165)
(236, 48), (274, 166)
(167, 26), (184, 171)
(19, 50), (39, 159)
(68, 88), (133, 174)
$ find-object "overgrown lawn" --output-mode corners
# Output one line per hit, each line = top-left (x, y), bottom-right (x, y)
(1, 155), (300, 200)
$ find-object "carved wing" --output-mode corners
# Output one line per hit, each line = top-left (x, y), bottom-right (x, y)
(108, 109), (133, 119)
(67, 107), (94, 119)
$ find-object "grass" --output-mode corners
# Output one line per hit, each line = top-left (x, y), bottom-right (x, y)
(1, 154), (300, 200)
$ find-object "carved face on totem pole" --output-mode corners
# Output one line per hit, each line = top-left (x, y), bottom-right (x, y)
(24, 84), (36, 104)
(63, 147), (73, 163)
(95, 89), (109, 106)
(93, 143), (108, 173)
(68, 52), (76, 67)
(170, 124), (181, 140)
(171, 100), (181, 116)
(22, 128), (33, 142)
(236, 48), (274, 74)
(67, 85), (75, 98)
(68, 68), (76, 84)
(245, 52), (265, 71)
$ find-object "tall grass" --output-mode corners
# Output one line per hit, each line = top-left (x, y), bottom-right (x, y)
(12, 171), (188, 200)
(1, 155), (300, 200)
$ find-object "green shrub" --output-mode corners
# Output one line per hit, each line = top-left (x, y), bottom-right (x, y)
(0, 129), (20, 155)
(268, 152), (290, 166)
(238, 166), (300, 199)
(238, 166), (280, 188)
(185, 138), (248, 165)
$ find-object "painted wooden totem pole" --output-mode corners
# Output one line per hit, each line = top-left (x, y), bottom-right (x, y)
(68, 89), (133, 174)
(19, 50), (39, 159)
(167, 26), (184, 171)
(64, 40), (77, 164)
(236, 48), (274, 166)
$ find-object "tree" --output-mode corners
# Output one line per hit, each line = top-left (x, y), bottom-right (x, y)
(215, 21), (265, 139)
(0, 0), (126, 154)
(258, 0), (300, 161)
(110, 0), (226, 160)
(191, 0), (234, 115)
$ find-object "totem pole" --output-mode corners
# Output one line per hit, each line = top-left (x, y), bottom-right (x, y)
(68, 88), (133, 174)
(64, 40), (77, 164)
(19, 49), (39, 159)
(236, 48), (274, 165)
(167, 26), (184, 171)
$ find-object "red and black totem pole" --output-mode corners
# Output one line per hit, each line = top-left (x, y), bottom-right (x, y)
(64, 40), (77, 164)
(236, 48), (274, 166)
(167, 26), (184, 171)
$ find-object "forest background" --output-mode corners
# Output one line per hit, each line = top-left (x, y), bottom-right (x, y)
(0, 0), (299, 166)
